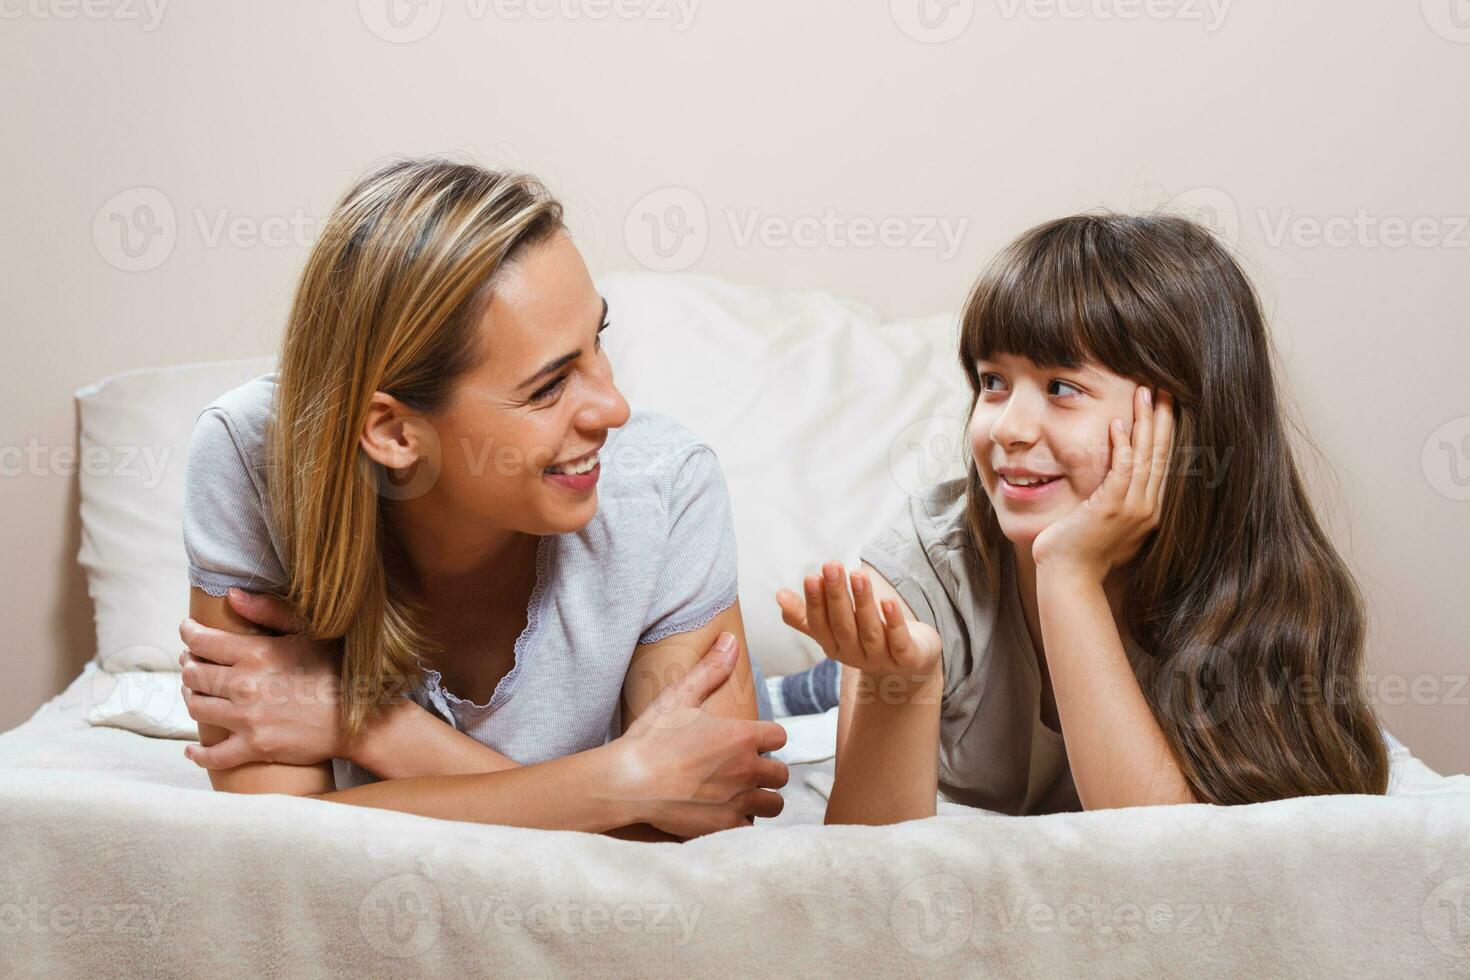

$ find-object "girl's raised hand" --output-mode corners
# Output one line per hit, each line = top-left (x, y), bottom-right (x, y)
(776, 562), (941, 677)
(1031, 385), (1175, 581)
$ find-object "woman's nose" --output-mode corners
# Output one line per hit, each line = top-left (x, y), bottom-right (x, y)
(581, 373), (631, 432)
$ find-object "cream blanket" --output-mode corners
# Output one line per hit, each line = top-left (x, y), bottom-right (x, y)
(2, 668), (1467, 977)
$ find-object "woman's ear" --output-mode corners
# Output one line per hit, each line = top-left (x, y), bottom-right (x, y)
(359, 391), (435, 470)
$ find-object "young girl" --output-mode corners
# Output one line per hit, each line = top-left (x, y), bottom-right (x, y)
(776, 212), (1390, 820)
(176, 157), (793, 839)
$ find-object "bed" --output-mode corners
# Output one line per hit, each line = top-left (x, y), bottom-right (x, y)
(4, 272), (1467, 977)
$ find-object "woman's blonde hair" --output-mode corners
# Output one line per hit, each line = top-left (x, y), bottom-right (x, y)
(957, 212), (1389, 804)
(268, 157), (563, 737)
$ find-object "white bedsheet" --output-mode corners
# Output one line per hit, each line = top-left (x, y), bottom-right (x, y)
(2, 668), (1467, 977)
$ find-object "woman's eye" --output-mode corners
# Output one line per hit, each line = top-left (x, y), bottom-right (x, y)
(530, 375), (569, 403)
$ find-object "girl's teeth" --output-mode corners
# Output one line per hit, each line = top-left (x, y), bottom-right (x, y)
(1004, 475), (1057, 487)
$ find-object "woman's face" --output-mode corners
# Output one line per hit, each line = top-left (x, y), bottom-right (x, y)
(416, 231), (631, 537)
(968, 352), (1143, 551)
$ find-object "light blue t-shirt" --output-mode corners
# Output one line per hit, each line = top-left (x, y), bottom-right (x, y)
(182, 374), (744, 789)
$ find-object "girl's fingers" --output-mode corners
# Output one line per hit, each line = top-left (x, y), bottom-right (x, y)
(1100, 415), (1134, 503)
(1144, 390), (1175, 513)
(848, 570), (888, 659)
(775, 589), (814, 639)
(881, 599), (916, 666)
(803, 574), (837, 656)
(821, 562), (861, 655)
(1127, 385), (1156, 509)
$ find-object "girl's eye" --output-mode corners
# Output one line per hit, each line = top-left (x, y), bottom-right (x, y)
(595, 319), (610, 352)
(979, 371), (1084, 399)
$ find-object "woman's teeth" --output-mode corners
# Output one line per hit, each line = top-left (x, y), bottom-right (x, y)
(548, 453), (598, 476)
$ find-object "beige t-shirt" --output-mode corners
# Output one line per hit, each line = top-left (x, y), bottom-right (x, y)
(860, 477), (1145, 816)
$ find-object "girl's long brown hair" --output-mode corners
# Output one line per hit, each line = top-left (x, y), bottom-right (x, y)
(269, 158), (563, 738)
(958, 212), (1389, 804)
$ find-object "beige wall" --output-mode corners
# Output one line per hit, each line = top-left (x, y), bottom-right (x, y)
(3, 1), (1466, 773)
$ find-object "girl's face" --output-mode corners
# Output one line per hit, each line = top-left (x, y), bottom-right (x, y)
(414, 232), (632, 537)
(968, 352), (1143, 551)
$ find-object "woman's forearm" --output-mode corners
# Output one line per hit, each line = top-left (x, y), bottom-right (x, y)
(349, 698), (518, 778)
(1036, 569), (1197, 809)
(312, 740), (645, 832)
(825, 667), (942, 825)
(347, 699), (681, 837)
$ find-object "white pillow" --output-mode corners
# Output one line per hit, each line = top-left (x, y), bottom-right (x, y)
(599, 271), (970, 674)
(77, 274), (969, 677)
(77, 357), (275, 672)
(84, 670), (197, 740)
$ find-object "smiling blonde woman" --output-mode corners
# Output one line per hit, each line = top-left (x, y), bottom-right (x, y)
(176, 157), (791, 839)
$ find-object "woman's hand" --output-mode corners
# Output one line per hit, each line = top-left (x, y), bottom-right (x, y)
(178, 589), (349, 770)
(613, 634), (791, 837)
(1031, 386), (1176, 582)
(775, 562), (941, 677)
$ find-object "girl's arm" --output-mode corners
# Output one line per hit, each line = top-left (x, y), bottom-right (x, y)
(1030, 386), (1197, 809)
(1035, 570), (1196, 809)
(777, 562), (943, 825)
(181, 589), (786, 836)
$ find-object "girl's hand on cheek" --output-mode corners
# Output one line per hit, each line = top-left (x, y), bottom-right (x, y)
(1031, 386), (1175, 582)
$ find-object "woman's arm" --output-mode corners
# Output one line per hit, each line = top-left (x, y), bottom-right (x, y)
(778, 562), (943, 825)
(181, 590), (786, 835)
(615, 600), (789, 840)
